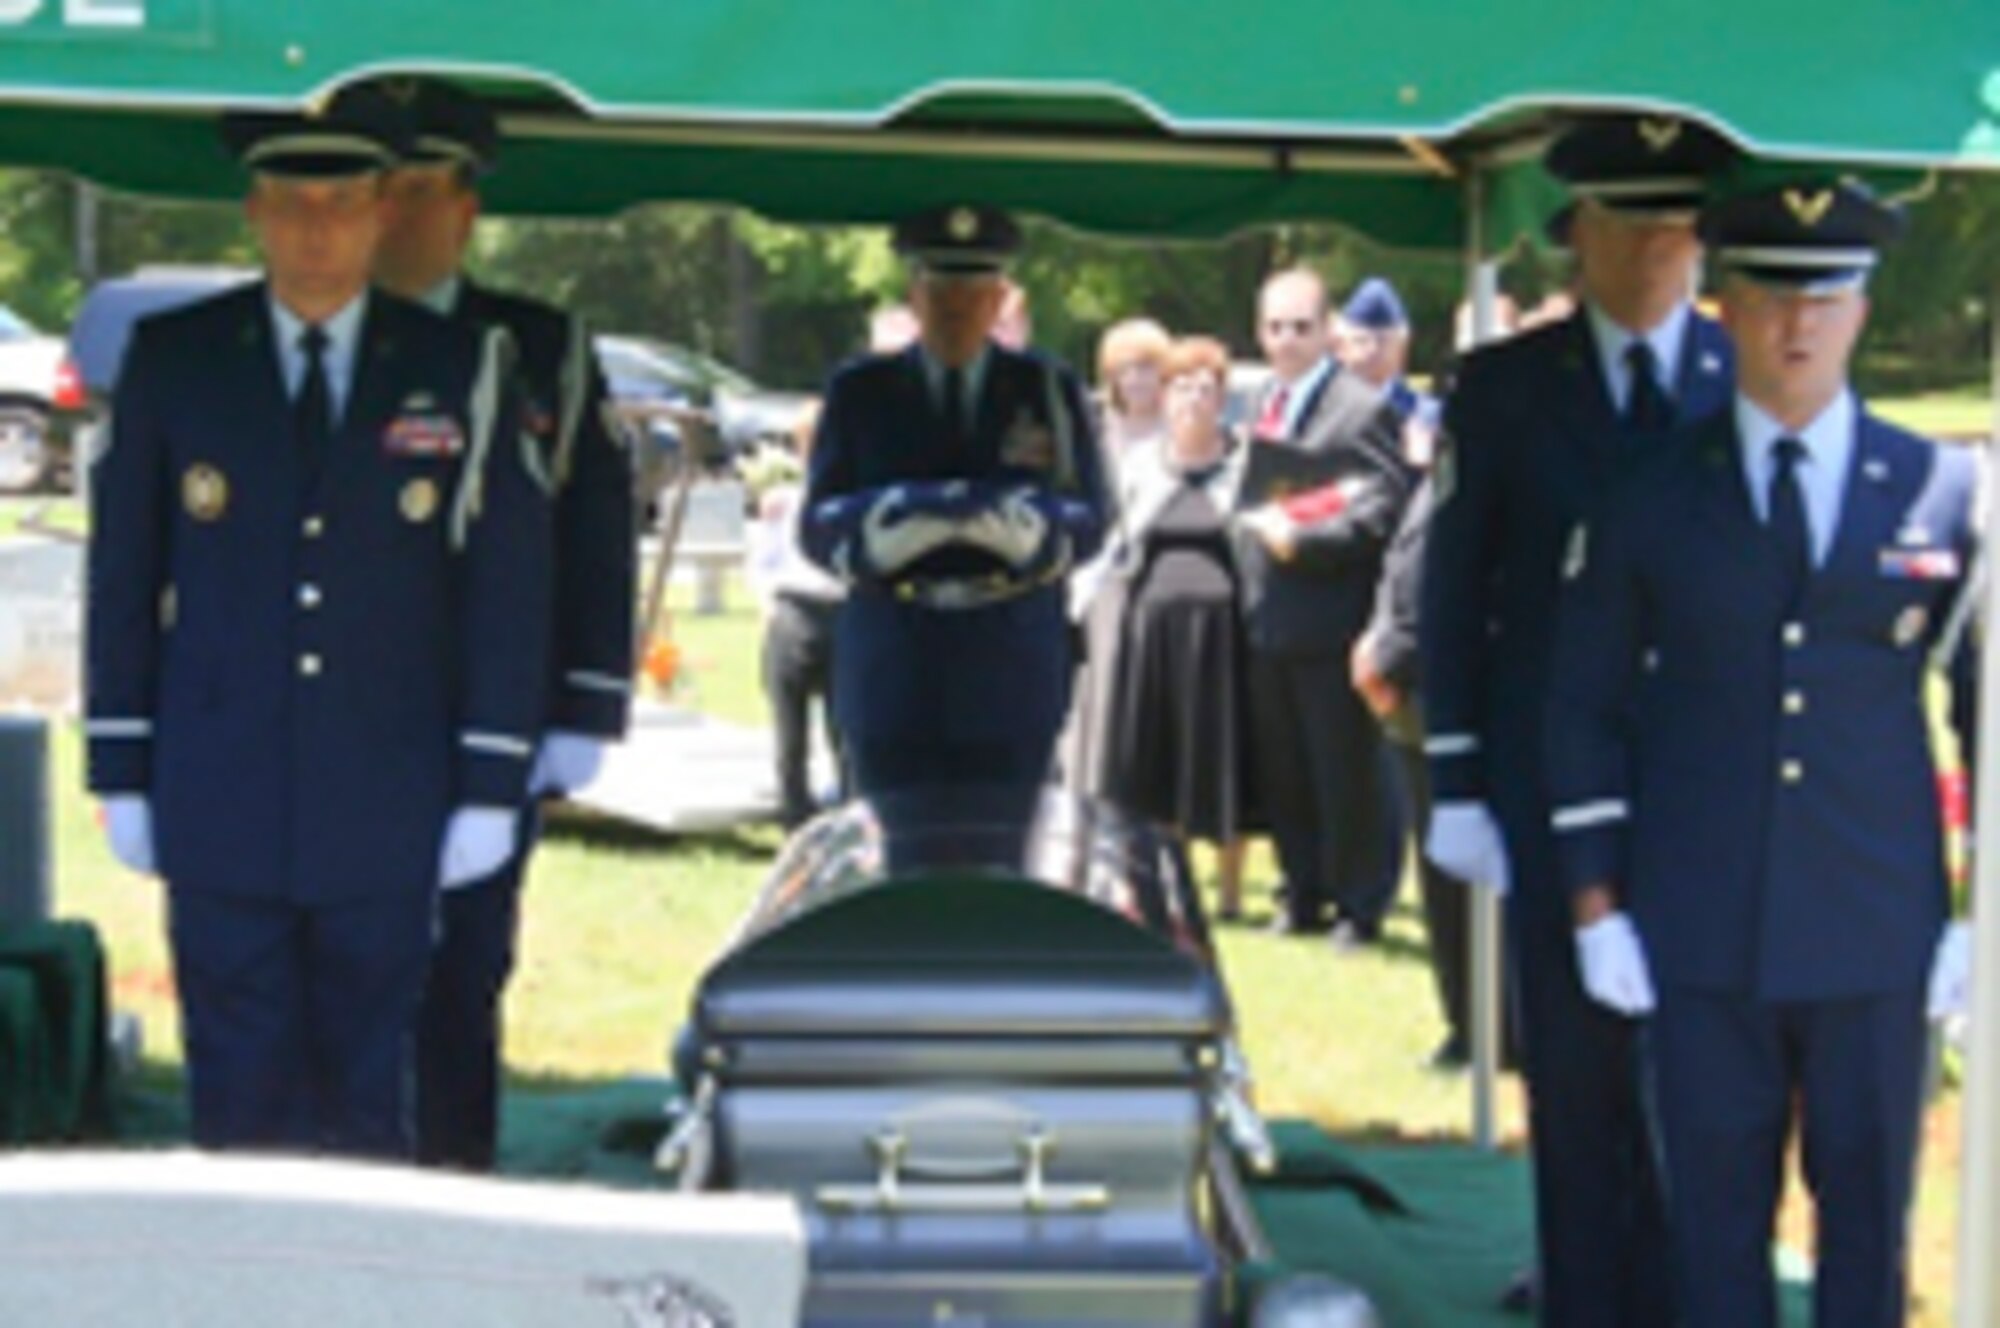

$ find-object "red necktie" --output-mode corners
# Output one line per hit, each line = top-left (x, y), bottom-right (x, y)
(1255, 383), (1291, 441)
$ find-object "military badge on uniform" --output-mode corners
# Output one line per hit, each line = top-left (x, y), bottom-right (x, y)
(181, 464), (229, 522)
(1879, 547), (1959, 579)
(1783, 188), (1835, 228)
(1893, 604), (1930, 646)
(1637, 118), (1683, 153)
(400, 477), (440, 523)
(948, 207), (979, 241)
(999, 408), (1055, 471)
(383, 411), (465, 457)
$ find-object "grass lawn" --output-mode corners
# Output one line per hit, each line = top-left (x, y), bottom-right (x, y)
(41, 521), (1971, 1324)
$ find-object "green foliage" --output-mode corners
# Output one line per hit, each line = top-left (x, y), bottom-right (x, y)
(4, 165), (2000, 401)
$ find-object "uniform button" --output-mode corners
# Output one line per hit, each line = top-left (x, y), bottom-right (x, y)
(298, 583), (322, 610)
(303, 515), (325, 538)
(1784, 690), (1806, 715)
(1783, 622), (1806, 648)
(298, 653), (322, 678)
(1781, 759), (1804, 784)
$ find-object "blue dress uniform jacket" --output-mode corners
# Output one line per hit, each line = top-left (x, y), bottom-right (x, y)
(85, 283), (553, 903)
(1422, 308), (1735, 819)
(801, 343), (1108, 760)
(1419, 305), (1732, 1328)
(454, 280), (633, 739)
(1547, 409), (1978, 1001)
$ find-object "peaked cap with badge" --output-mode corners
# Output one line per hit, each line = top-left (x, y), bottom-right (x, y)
(1699, 170), (1905, 293)
(1543, 112), (1739, 243)
(892, 204), (1022, 275)
(218, 92), (410, 179)
(336, 75), (500, 174)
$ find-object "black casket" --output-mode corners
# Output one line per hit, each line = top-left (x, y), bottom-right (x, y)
(667, 785), (1269, 1327)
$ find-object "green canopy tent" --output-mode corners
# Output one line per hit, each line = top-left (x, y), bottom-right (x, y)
(5, 4), (2000, 1321)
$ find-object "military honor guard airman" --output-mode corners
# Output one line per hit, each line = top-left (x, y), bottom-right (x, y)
(799, 204), (1109, 795)
(1419, 113), (1738, 1325)
(353, 77), (635, 1172)
(84, 98), (552, 1157)
(1547, 174), (1977, 1328)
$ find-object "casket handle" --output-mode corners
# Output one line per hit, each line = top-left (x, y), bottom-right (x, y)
(814, 1126), (1112, 1215)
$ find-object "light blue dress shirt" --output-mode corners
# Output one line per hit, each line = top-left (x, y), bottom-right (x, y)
(1587, 299), (1690, 417)
(268, 290), (368, 426)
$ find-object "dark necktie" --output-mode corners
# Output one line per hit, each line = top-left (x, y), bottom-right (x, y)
(1623, 341), (1673, 433)
(941, 365), (968, 453)
(1768, 436), (1812, 605)
(296, 324), (332, 474)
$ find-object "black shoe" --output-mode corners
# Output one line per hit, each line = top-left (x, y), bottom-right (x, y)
(1428, 1034), (1471, 1071)
(1327, 916), (1380, 952)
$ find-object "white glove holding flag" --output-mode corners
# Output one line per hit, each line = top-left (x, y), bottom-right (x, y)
(956, 487), (1050, 569)
(531, 731), (607, 797)
(1575, 912), (1657, 1017)
(1425, 801), (1511, 895)
(1927, 919), (1973, 1022)
(102, 794), (157, 876)
(438, 806), (517, 891)
(861, 487), (959, 576)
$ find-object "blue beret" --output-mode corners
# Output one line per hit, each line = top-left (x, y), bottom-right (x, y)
(1700, 176), (1904, 293)
(219, 96), (409, 179)
(893, 205), (1021, 274)
(1342, 278), (1408, 331)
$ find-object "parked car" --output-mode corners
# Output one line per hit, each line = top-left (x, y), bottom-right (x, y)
(0, 304), (72, 494)
(62, 266), (257, 486)
(595, 334), (813, 508)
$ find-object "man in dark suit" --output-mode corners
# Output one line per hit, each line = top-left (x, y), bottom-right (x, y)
(1240, 267), (1413, 943)
(1548, 175), (1975, 1328)
(800, 205), (1109, 795)
(359, 77), (634, 1171)
(85, 104), (551, 1157)
(1420, 114), (1737, 1325)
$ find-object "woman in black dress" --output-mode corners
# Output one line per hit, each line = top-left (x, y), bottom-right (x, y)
(1073, 336), (1256, 917)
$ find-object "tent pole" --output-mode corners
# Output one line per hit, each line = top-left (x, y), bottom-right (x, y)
(1954, 293), (2000, 1328)
(1464, 166), (1504, 1154)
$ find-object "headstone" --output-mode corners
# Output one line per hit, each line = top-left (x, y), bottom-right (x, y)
(0, 716), (49, 925)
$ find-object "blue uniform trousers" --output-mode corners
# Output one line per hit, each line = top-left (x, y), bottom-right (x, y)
(1650, 986), (1925, 1328)
(1503, 808), (1673, 1328)
(169, 885), (434, 1159)
(414, 803), (540, 1170)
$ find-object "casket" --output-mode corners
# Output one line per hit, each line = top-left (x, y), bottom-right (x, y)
(671, 785), (1261, 1327)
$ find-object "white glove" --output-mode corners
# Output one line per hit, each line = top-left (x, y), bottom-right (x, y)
(862, 488), (959, 575)
(956, 488), (1050, 568)
(438, 806), (518, 891)
(1575, 912), (1656, 1016)
(1425, 801), (1511, 895)
(1927, 920), (1973, 1022)
(102, 794), (156, 876)
(531, 730), (607, 797)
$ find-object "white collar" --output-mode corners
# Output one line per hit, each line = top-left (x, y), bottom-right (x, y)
(1735, 389), (1855, 471)
(268, 287), (368, 357)
(1586, 299), (1690, 397)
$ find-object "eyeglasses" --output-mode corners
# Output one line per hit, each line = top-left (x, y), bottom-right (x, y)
(1262, 318), (1319, 336)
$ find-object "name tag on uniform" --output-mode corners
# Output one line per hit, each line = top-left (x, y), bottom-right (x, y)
(383, 413), (465, 457)
(1878, 547), (1959, 580)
